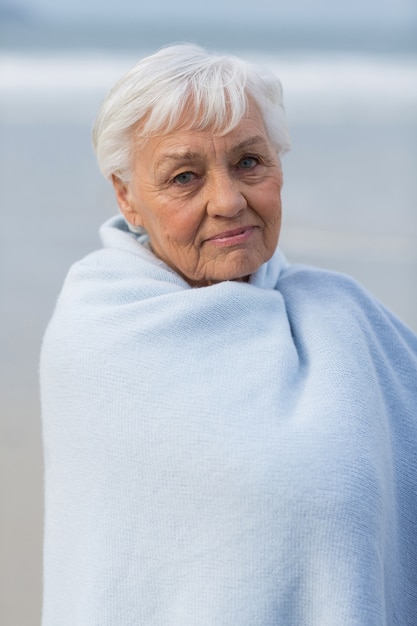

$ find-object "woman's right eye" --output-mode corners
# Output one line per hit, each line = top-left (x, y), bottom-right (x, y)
(173, 171), (195, 185)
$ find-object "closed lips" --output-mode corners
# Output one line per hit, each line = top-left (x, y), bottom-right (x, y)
(205, 226), (255, 241)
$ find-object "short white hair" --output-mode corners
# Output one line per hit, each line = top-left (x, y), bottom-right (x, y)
(92, 43), (291, 182)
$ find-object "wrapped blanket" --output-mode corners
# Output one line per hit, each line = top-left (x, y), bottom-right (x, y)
(41, 215), (417, 625)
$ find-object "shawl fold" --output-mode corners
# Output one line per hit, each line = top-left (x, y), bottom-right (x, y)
(41, 215), (417, 625)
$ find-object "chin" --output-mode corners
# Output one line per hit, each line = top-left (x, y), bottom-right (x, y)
(185, 247), (274, 287)
(209, 257), (266, 285)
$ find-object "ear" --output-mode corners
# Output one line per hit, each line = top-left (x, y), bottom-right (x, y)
(111, 174), (144, 228)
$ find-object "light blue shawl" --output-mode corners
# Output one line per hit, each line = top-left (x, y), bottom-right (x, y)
(41, 215), (417, 625)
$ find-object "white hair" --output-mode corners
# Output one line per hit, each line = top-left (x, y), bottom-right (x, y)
(92, 44), (291, 182)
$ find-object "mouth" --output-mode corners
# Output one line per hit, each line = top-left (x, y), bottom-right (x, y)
(204, 226), (256, 247)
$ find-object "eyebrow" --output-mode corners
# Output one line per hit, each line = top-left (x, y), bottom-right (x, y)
(155, 150), (202, 169)
(155, 135), (269, 169)
(230, 135), (269, 154)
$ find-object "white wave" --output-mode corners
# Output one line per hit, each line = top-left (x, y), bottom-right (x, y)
(1, 51), (416, 124)
(0, 53), (136, 91)
(260, 53), (417, 124)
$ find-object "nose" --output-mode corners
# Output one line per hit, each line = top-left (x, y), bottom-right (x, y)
(206, 173), (247, 218)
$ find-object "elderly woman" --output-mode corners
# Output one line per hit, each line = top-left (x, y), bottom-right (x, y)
(40, 44), (417, 625)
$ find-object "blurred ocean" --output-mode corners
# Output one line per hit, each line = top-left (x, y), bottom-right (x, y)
(1, 18), (416, 626)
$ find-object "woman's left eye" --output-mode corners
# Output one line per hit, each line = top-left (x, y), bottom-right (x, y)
(173, 171), (195, 185)
(238, 156), (259, 169)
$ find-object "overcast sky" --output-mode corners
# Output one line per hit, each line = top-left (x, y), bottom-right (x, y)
(16, 0), (417, 24)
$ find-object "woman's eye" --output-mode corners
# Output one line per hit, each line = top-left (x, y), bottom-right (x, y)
(238, 156), (259, 169)
(173, 171), (195, 185)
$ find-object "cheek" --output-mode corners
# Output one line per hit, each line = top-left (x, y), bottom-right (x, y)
(154, 216), (198, 256)
(162, 204), (202, 246)
(257, 187), (282, 224)
(258, 187), (282, 250)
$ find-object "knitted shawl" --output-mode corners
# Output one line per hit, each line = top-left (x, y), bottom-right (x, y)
(40, 215), (417, 625)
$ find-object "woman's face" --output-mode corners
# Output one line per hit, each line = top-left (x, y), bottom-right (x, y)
(113, 100), (283, 287)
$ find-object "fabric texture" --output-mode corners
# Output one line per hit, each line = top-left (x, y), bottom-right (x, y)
(41, 215), (417, 625)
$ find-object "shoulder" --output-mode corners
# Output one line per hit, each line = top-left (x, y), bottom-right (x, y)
(277, 261), (417, 357)
(56, 243), (187, 309)
(279, 262), (368, 301)
(278, 262), (387, 316)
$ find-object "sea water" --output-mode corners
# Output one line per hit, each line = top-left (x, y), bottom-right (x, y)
(1, 36), (416, 626)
